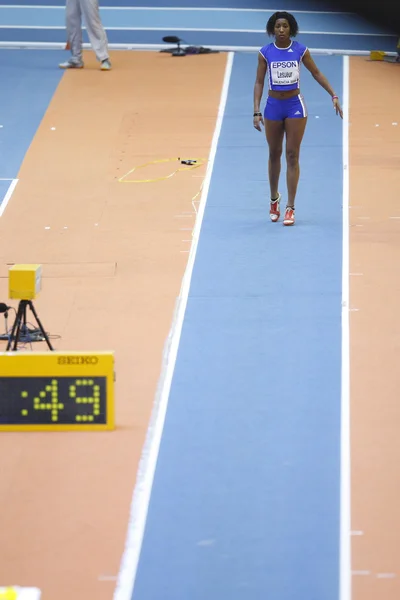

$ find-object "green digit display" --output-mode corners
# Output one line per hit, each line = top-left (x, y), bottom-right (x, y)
(21, 379), (64, 422)
(69, 379), (101, 423)
(0, 377), (107, 426)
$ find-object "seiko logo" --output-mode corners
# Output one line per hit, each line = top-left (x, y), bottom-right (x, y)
(58, 356), (99, 365)
(272, 61), (297, 68)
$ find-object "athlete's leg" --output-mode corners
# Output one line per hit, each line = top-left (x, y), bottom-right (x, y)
(265, 118), (284, 200)
(263, 97), (285, 221)
(283, 95), (308, 209)
(264, 97), (285, 201)
(265, 119), (284, 221)
(284, 116), (307, 208)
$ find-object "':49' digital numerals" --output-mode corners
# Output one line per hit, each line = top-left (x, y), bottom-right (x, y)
(20, 379), (102, 422)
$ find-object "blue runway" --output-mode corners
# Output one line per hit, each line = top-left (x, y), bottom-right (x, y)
(0, 50), (64, 179)
(129, 52), (343, 600)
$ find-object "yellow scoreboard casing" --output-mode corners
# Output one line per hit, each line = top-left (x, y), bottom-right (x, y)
(0, 351), (115, 431)
(9, 264), (42, 300)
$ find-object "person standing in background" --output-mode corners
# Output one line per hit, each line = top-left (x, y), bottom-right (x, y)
(59, 0), (112, 70)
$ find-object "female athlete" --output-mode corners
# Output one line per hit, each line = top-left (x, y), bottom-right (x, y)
(253, 11), (343, 226)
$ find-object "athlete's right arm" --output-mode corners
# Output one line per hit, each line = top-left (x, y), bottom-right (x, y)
(253, 53), (267, 131)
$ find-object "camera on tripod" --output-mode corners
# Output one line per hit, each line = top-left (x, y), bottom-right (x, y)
(4, 264), (53, 351)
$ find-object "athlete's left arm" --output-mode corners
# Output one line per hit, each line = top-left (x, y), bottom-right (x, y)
(302, 50), (343, 118)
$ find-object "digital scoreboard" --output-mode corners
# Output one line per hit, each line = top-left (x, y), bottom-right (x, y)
(0, 352), (115, 431)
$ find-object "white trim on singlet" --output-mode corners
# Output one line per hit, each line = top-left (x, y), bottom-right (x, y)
(297, 46), (308, 88)
(273, 41), (293, 50)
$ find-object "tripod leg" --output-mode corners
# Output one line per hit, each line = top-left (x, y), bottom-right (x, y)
(21, 302), (29, 338)
(13, 301), (28, 350)
(6, 301), (24, 351)
(27, 301), (54, 351)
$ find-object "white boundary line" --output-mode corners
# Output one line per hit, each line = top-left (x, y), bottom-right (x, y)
(0, 41), (394, 56)
(340, 54), (351, 600)
(0, 588), (41, 599)
(112, 50), (234, 600)
(0, 25), (393, 36)
(0, 178), (18, 217)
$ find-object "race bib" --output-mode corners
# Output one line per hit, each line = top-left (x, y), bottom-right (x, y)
(270, 60), (299, 86)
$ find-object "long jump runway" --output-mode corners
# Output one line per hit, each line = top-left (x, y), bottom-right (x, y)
(0, 28), (399, 600)
(116, 52), (345, 600)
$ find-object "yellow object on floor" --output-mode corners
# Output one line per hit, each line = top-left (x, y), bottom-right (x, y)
(370, 50), (386, 61)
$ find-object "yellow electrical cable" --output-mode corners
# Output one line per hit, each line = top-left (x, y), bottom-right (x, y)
(118, 157), (206, 238)
(118, 157), (206, 183)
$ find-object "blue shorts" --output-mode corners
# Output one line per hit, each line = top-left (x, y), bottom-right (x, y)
(264, 94), (307, 121)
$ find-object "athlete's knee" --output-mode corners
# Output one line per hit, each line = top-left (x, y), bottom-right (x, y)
(269, 147), (282, 162)
(286, 147), (300, 166)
